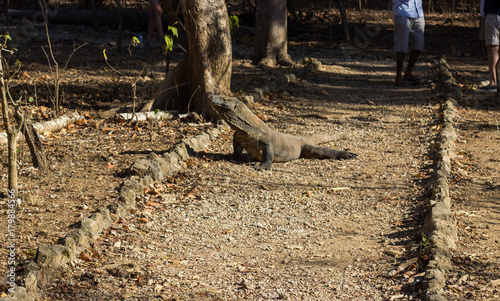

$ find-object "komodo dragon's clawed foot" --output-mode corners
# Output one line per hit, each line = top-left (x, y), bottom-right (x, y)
(338, 151), (357, 159)
(254, 162), (272, 171)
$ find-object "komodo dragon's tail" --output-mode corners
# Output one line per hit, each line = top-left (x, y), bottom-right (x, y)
(305, 133), (346, 145)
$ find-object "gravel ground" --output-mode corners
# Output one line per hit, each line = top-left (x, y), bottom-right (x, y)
(38, 58), (436, 300)
(2, 11), (498, 301)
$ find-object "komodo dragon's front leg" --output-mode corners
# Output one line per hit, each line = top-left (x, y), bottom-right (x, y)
(233, 132), (274, 170)
(256, 142), (274, 170)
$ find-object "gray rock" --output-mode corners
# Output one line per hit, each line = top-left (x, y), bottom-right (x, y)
(35, 245), (70, 269)
(118, 186), (136, 207)
(128, 159), (152, 176)
(25, 272), (37, 294)
(147, 161), (164, 182)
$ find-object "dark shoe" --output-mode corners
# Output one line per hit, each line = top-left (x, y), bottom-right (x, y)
(476, 85), (497, 93)
(395, 80), (411, 86)
(403, 75), (421, 85)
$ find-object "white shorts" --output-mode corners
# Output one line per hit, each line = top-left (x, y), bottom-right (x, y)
(485, 14), (500, 46)
(394, 16), (425, 53)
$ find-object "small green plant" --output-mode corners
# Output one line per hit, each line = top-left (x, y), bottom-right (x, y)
(419, 233), (432, 254)
(102, 49), (125, 76)
(102, 45), (149, 124)
(39, 0), (86, 114)
(162, 23), (180, 75)
(128, 36), (141, 56)
(23, 248), (37, 258)
(229, 15), (240, 35)
(163, 23), (179, 52)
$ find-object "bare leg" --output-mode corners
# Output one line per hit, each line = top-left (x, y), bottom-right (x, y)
(404, 49), (421, 81)
(148, 0), (164, 41)
(487, 45), (499, 86)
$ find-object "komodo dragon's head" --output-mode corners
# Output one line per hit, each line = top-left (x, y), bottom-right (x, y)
(208, 95), (258, 132)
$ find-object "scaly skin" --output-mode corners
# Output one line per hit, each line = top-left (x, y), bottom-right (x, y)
(208, 95), (357, 170)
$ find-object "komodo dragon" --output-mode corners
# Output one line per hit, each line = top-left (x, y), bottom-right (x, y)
(208, 95), (357, 170)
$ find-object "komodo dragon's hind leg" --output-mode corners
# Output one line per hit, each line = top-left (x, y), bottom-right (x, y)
(300, 145), (357, 160)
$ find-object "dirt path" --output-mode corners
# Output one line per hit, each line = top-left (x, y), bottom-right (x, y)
(1, 13), (498, 300)
(26, 58), (437, 300)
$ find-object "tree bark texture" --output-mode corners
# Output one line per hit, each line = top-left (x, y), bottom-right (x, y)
(15, 111), (47, 171)
(150, 0), (232, 119)
(0, 54), (19, 195)
(254, 0), (293, 67)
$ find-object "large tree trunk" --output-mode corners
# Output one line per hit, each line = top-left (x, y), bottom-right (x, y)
(254, 0), (293, 67)
(148, 0), (232, 119)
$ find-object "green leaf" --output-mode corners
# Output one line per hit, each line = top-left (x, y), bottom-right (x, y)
(28, 96), (34, 103)
(141, 68), (150, 78)
(168, 26), (178, 38)
(6, 34), (12, 41)
(229, 15), (240, 35)
(155, 109), (159, 114)
(165, 35), (173, 52)
(15, 60), (21, 68)
(131, 36), (140, 46)
(231, 15), (240, 28)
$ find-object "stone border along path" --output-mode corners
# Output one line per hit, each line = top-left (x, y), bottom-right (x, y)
(423, 58), (461, 301)
(9, 60), (322, 301)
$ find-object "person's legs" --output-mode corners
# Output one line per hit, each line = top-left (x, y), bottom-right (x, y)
(404, 17), (425, 83)
(396, 52), (406, 83)
(403, 49), (421, 81)
(148, 0), (164, 41)
(394, 16), (410, 84)
(487, 45), (499, 86)
(483, 14), (500, 89)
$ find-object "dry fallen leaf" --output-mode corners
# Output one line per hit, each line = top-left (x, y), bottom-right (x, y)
(145, 200), (162, 207)
(257, 113), (269, 121)
(39, 74), (51, 81)
(75, 119), (86, 126)
(147, 189), (159, 195)
(79, 252), (91, 262)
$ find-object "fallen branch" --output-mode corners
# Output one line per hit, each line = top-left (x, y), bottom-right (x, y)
(115, 111), (173, 122)
(15, 110), (47, 170)
(0, 112), (83, 145)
